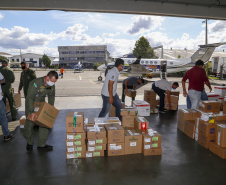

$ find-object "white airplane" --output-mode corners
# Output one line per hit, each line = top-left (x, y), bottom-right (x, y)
(97, 42), (226, 81)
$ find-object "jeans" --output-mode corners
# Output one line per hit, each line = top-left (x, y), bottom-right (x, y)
(121, 84), (135, 103)
(188, 89), (202, 109)
(99, 94), (122, 121)
(0, 99), (10, 136)
(187, 89), (208, 109)
(152, 83), (165, 111)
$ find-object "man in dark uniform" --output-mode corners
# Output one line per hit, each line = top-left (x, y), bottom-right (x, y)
(0, 59), (17, 121)
(122, 77), (144, 102)
(18, 61), (36, 98)
(23, 71), (58, 151)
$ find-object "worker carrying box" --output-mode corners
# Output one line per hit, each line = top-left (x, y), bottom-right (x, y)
(122, 77), (144, 102)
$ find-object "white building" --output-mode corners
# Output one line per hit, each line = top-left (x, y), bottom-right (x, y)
(9, 53), (56, 67)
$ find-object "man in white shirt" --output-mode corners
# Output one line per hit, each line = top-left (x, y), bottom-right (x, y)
(152, 79), (179, 113)
(0, 72), (13, 142)
(99, 58), (124, 120)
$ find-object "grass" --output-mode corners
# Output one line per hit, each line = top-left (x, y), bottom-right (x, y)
(208, 76), (219, 80)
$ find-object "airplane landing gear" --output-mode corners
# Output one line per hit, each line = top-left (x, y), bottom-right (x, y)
(98, 76), (103, 81)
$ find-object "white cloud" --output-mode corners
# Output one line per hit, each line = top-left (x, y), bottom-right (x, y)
(127, 15), (164, 35)
(0, 26), (55, 49)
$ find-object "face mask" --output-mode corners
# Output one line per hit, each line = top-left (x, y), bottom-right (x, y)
(173, 87), (176, 90)
(21, 66), (26, 70)
(47, 80), (55, 87)
(121, 65), (124, 70)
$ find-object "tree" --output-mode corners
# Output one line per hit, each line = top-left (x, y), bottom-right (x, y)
(133, 36), (154, 58)
(0, 56), (8, 63)
(41, 54), (51, 68)
(177, 54), (181, 58)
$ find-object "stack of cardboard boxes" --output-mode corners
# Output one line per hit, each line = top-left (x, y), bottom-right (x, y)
(144, 90), (158, 113)
(121, 109), (138, 128)
(66, 112), (86, 159)
(105, 123), (125, 156)
(177, 100), (226, 159)
(164, 94), (179, 110)
(5, 93), (21, 112)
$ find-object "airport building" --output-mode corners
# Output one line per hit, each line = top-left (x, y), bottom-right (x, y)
(58, 45), (111, 68)
(9, 53), (56, 67)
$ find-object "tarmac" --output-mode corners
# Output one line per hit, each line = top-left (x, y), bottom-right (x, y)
(1, 70), (226, 185)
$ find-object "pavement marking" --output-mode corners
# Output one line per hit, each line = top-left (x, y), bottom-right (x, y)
(79, 76), (82, 81)
(89, 79), (95, 84)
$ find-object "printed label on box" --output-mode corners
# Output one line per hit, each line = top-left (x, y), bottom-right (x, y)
(144, 144), (151, 149)
(74, 141), (81, 145)
(151, 143), (158, 148)
(67, 141), (73, 146)
(75, 147), (82, 151)
(86, 152), (92, 158)
(141, 123), (147, 129)
(89, 140), (95, 145)
(67, 134), (73, 140)
(93, 152), (100, 157)
(96, 139), (103, 144)
(95, 145), (103, 150)
(74, 152), (82, 157)
(144, 138), (151, 143)
(152, 137), (158, 141)
(67, 147), (74, 153)
(67, 154), (74, 159)
(130, 142), (136, 146)
(88, 146), (95, 151)
(34, 108), (39, 112)
(74, 135), (82, 140)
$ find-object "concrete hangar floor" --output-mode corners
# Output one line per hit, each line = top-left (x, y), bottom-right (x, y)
(0, 70), (226, 185)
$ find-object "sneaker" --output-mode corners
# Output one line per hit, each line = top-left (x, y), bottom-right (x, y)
(159, 110), (166, 114)
(26, 144), (33, 151)
(4, 134), (14, 142)
(37, 144), (53, 151)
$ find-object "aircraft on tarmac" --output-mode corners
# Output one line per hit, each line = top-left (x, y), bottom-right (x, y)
(97, 42), (226, 81)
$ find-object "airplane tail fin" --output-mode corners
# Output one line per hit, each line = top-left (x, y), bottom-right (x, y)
(190, 42), (226, 63)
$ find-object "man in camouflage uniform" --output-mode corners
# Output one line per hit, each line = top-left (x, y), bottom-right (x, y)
(18, 61), (36, 98)
(0, 60), (17, 121)
(23, 71), (58, 151)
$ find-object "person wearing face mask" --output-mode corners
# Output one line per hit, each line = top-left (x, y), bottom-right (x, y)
(18, 62), (36, 99)
(99, 58), (124, 121)
(23, 71), (58, 152)
(152, 80), (179, 113)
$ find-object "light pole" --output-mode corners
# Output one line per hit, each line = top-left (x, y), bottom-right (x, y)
(202, 19), (208, 45)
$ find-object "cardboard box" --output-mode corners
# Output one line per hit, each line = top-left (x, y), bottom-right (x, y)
(120, 109), (138, 116)
(134, 117), (149, 130)
(124, 129), (142, 154)
(143, 148), (162, 156)
(122, 116), (135, 128)
(178, 109), (200, 121)
(87, 144), (106, 151)
(107, 117), (120, 123)
(66, 112), (84, 132)
(150, 108), (159, 114)
(20, 115), (26, 128)
(107, 143), (125, 156)
(199, 113), (216, 124)
(184, 120), (196, 132)
(125, 89), (136, 97)
(87, 138), (107, 145)
(207, 93), (220, 102)
(141, 130), (161, 149)
(109, 103), (125, 117)
(166, 91), (180, 97)
(216, 124), (226, 147)
(184, 127), (195, 139)
(133, 100), (150, 116)
(164, 95), (179, 104)
(223, 95), (226, 106)
(14, 93), (21, 107)
(84, 118), (95, 127)
(65, 140), (86, 147)
(164, 101), (178, 110)
(198, 101), (220, 113)
(144, 90), (156, 98)
(66, 151), (86, 159)
(66, 146), (86, 153)
(105, 123), (125, 143)
(223, 106), (226, 114)
(177, 120), (185, 132)
(66, 132), (86, 141)
(209, 142), (226, 159)
(27, 102), (59, 128)
(198, 133), (215, 149)
(198, 122), (216, 137)
(86, 126), (106, 139)
(86, 151), (105, 158)
(214, 86), (226, 97)
(144, 97), (157, 104)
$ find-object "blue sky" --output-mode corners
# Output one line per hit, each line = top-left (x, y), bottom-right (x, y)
(0, 10), (225, 57)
